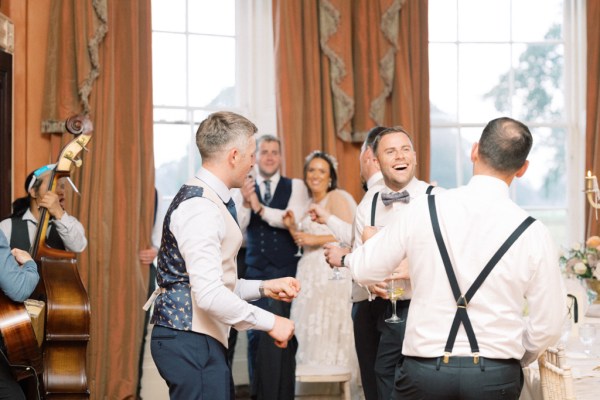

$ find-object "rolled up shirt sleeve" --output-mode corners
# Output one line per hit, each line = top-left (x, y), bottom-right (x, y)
(53, 211), (88, 252)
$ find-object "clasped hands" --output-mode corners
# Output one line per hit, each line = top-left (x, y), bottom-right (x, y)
(264, 277), (301, 349)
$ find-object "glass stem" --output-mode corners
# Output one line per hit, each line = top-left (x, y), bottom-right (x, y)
(391, 299), (398, 318)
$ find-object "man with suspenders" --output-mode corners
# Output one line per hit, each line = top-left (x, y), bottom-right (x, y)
(326, 117), (566, 399)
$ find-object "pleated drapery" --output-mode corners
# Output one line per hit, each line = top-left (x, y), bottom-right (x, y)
(273, 0), (430, 201)
(41, 1), (155, 398)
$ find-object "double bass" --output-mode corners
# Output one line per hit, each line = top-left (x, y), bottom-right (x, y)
(30, 115), (93, 399)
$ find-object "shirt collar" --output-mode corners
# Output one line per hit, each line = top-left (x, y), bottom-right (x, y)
(257, 171), (281, 188)
(467, 175), (510, 199)
(367, 171), (383, 190)
(22, 208), (38, 224)
(383, 176), (420, 195)
(195, 167), (232, 203)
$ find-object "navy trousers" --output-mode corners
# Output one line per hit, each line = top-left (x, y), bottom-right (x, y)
(394, 356), (523, 400)
(151, 325), (234, 400)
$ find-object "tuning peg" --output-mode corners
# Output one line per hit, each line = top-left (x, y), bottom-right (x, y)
(76, 137), (90, 152)
(64, 152), (83, 168)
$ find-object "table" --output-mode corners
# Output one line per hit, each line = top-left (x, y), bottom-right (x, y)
(521, 308), (600, 400)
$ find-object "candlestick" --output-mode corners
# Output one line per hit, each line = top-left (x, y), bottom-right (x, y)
(585, 170), (600, 211)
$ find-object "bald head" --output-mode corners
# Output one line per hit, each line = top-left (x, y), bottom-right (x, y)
(478, 117), (532, 174)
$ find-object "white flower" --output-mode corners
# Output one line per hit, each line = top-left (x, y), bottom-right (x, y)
(572, 243), (582, 252)
(574, 262), (588, 275)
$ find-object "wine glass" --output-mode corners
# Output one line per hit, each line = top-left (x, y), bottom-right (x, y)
(328, 242), (347, 280)
(294, 221), (303, 257)
(385, 278), (405, 324)
(579, 323), (597, 356)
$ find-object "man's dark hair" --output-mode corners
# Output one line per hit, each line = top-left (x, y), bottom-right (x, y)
(372, 125), (414, 154)
(478, 117), (533, 173)
(363, 126), (388, 151)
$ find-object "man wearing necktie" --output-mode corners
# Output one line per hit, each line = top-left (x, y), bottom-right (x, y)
(351, 127), (443, 399)
(147, 112), (300, 400)
(235, 135), (309, 400)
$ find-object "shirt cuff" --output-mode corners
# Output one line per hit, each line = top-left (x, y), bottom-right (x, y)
(253, 307), (276, 331)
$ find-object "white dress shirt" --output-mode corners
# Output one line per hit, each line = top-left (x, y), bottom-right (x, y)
(326, 171), (385, 248)
(171, 168), (274, 332)
(237, 171), (310, 230)
(0, 208), (88, 252)
(346, 175), (566, 363)
(353, 177), (442, 301)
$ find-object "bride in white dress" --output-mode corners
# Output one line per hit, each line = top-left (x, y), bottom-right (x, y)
(283, 151), (359, 398)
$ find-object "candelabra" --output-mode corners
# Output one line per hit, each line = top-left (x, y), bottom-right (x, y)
(585, 170), (600, 209)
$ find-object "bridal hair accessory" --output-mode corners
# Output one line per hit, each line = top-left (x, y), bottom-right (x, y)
(305, 150), (339, 172)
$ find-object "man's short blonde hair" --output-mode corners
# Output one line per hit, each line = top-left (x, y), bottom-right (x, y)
(196, 111), (258, 161)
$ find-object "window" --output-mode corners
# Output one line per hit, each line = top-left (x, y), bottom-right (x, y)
(429, 0), (586, 246)
(151, 0), (276, 202)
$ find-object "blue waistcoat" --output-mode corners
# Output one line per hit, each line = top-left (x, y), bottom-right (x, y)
(245, 177), (298, 279)
(150, 184), (202, 331)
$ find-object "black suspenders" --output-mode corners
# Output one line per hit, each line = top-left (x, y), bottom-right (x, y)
(427, 195), (535, 364)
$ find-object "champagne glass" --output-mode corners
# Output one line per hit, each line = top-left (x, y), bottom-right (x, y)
(579, 323), (597, 356)
(328, 242), (347, 280)
(385, 278), (405, 323)
(294, 221), (303, 257)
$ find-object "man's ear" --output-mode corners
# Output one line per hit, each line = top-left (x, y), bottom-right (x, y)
(515, 160), (529, 178)
(470, 142), (479, 162)
(228, 147), (239, 166)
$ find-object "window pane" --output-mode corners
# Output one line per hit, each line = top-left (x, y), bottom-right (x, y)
(188, 0), (235, 36)
(152, 0), (186, 32)
(458, 44), (511, 123)
(458, 0), (510, 42)
(513, 127), (566, 207)
(154, 108), (188, 123)
(430, 128), (459, 188)
(511, 43), (564, 123)
(154, 123), (195, 197)
(512, 0), (563, 42)
(430, 43), (458, 123)
(153, 33), (187, 106)
(188, 35), (236, 107)
(429, 0), (457, 42)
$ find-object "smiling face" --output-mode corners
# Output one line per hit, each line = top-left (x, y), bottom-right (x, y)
(375, 131), (417, 192)
(256, 140), (281, 179)
(304, 156), (331, 199)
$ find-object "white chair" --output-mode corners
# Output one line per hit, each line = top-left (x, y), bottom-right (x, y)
(538, 346), (576, 400)
(295, 364), (351, 400)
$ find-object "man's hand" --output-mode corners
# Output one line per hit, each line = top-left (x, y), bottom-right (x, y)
(268, 315), (295, 348)
(323, 243), (351, 268)
(11, 248), (33, 266)
(39, 192), (65, 220)
(139, 247), (158, 264)
(262, 277), (301, 302)
(241, 177), (257, 208)
(368, 282), (389, 299)
(308, 203), (331, 225)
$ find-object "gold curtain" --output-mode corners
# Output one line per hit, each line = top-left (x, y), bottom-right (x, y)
(41, 0), (155, 398)
(273, 0), (430, 201)
(586, 0), (600, 237)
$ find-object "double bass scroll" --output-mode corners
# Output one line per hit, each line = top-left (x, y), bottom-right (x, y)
(32, 114), (93, 399)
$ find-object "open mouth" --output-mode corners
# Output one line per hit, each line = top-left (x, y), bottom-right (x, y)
(393, 164), (408, 171)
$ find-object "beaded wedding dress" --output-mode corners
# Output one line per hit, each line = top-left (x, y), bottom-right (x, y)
(290, 190), (361, 399)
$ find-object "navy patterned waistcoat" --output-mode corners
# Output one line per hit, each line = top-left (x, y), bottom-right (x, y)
(245, 177), (298, 278)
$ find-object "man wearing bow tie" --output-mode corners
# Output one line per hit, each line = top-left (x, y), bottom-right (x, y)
(353, 126), (442, 399)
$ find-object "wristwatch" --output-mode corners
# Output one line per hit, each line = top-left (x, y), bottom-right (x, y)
(340, 254), (346, 268)
(259, 281), (266, 297)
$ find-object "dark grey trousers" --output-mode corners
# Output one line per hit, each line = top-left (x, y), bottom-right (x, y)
(394, 356), (523, 400)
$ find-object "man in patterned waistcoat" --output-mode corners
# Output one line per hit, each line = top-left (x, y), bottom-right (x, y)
(235, 135), (309, 399)
(147, 112), (300, 400)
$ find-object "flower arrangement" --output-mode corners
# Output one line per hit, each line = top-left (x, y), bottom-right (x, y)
(560, 236), (600, 279)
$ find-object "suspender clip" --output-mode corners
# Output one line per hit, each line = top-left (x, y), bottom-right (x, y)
(456, 295), (468, 308)
(443, 352), (450, 364)
(473, 352), (479, 364)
